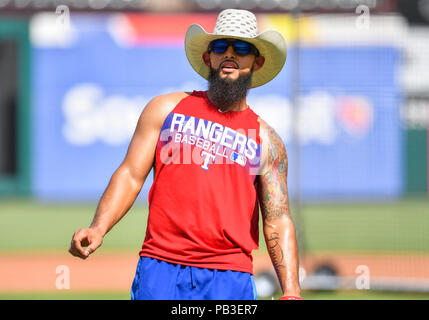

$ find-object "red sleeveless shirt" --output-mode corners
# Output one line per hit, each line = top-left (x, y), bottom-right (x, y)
(139, 91), (262, 274)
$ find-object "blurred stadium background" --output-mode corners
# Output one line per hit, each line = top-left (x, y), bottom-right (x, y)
(1, 0), (429, 300)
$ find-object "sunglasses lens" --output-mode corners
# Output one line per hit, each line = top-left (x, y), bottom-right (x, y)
(233, 41), (252, 54)
(211, 39), (229, 53)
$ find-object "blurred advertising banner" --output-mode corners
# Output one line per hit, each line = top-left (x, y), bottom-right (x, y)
(30, 13), (404, 201)
(402, 93), (429, 195)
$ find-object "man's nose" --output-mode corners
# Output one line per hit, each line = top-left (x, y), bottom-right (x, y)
(223, 45), (236, 58)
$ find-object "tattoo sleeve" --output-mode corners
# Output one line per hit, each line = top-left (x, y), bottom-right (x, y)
(256, 121), (301, 297)
(257, 126), (289, 222)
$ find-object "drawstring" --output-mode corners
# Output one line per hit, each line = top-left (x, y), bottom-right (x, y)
(190, 267), (196, 289)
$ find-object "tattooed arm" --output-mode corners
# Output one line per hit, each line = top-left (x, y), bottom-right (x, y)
(256, 118), (301, 298)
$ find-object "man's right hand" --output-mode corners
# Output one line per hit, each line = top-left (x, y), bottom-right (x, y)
(68, 227), (104, 259)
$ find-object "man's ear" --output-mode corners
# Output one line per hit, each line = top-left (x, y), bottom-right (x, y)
(253, 56), (265, 72)
(202, 52), (211, 67)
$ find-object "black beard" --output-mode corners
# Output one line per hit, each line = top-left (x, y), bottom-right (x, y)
(207, 66), (252, 111)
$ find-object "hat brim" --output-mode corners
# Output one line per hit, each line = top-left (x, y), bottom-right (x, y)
(185, 24), (287, 88)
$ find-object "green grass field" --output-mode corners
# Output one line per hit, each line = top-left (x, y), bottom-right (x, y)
(1, 197), (429, 300)
(1, 197), (428, 253)
(296, 198), (429, 253)
(0, 198), (148, 253)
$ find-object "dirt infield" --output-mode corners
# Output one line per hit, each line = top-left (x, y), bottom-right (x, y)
(0, 251), (139, 292)
(1, 251), (429, 292)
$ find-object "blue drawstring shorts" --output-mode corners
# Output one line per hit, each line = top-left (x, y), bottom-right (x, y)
(131, 257), (258, 300)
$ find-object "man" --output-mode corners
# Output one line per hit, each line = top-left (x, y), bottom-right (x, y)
(69, 9), (302, 300)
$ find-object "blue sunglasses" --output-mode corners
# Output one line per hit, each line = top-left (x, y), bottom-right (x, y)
(208, 39), (260, 56)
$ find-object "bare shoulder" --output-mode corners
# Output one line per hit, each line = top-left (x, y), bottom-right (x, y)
(258, 117), (284, 145)
(139, 91), (191, 128)
(257, 116), (287, 168)
(149, 91), (191, 111)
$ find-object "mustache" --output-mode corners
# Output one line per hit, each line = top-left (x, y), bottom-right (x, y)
(219, 59), (239, 69)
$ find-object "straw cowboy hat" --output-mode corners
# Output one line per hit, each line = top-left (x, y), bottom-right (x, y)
(185, 9), (287, 88)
